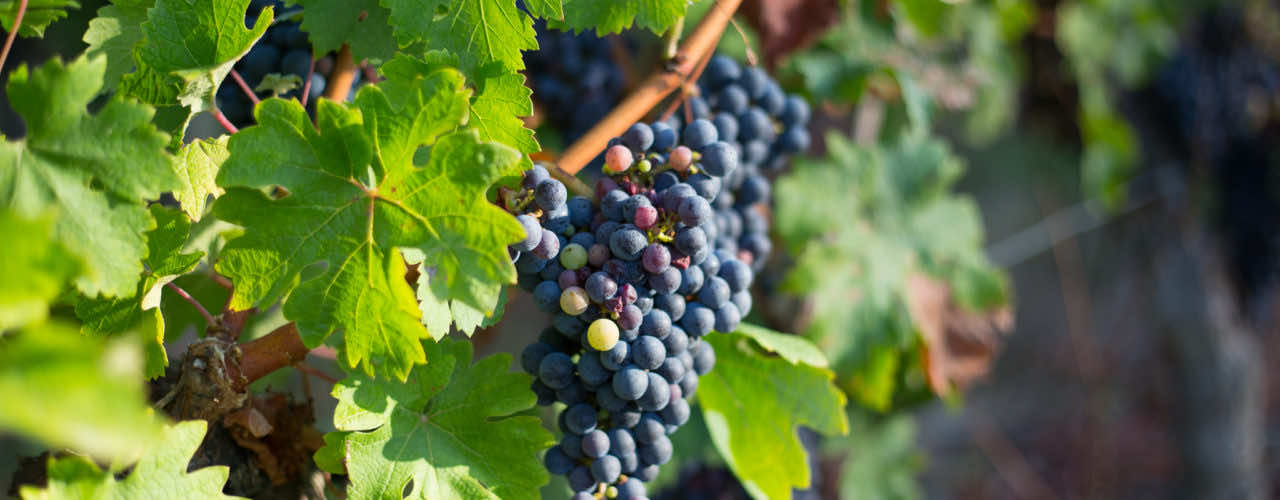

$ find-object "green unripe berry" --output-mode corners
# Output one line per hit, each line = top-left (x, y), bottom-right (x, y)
(636, 159), (652, 173)
(560, 243), (588, 269)
(587, 319), (620, 351)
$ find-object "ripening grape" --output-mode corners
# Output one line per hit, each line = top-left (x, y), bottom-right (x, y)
(561, 287), (590, 315)
(588, 318), (620, 351)
(606, 144), (635, 173)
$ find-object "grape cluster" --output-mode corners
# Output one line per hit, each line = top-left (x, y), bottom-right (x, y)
(524, 20), (628, 145)
(663, 55), (812, 272)
(217, 0), (369, 126)
(506, 121), (754, 499)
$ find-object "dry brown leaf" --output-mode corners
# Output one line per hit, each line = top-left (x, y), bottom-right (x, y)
(741, 0), (842, 69)
(223, 393), (323, 486)
(907, 273), (1013, 396)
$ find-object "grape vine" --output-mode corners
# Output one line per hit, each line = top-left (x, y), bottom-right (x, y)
(0, 0), (1036, 497)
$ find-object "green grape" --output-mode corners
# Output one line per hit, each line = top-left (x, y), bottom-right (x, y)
(560, 243), (589, 270)
(587, 318), (620, 351)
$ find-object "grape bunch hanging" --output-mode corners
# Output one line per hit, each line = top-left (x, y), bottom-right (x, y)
(505, 119), (756, 499)
(665, 55), (813, 272)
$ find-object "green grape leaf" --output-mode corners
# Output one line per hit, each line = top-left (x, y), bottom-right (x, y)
(83, 0), (151, 92)
(134, 0), (272, 112)
(75, 205), (203, 378)
(733, 323), (829, 368)
(0, 56), (178, 298)
(383, 0), (538, 78)
(286, 0), (396, 63)
(0, 211), (80, 330)
(700, 329), (849, 500)
(403, 248), (506, 338)
(774, 133), (1009, 409)
(523, 0), (562, 21)
(0, 0), (79, 38)
(317, 338), (554, 499)
(0, 321), (161, 461)
(470, 69), (538, 169)
(173, 136), (229, 221)
(556, 0), (690, 34)
(215, 61), (524, 379)
(20, 421), (243, 500)
(254, 73), (302, 96)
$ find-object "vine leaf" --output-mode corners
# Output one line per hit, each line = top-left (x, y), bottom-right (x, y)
(381, 53), (539, 170)
(0, 211), (80, 330)
(172, 136), (229, 221)
(82, 0), (151, 92)
(402, 248), (506, 338)
(75, 205), (203, 378)
(285, 0), (396, 63)
(555, 0), (690, 35)
(0, 321), (161, 461)
(699, 326), (849, 500)
(316, 338), (554, 500)
(0, 0), (79, 38)
(774, 133), (1009, 409)
(382, 0), (539, 79)
(523, 0), (562, 21)
(133, 0), (272, 113)
(214, 60), (524, 379)
(0, 55), (177, 298)
(19, 421), (243, 500)
(470, 69), (539, 170)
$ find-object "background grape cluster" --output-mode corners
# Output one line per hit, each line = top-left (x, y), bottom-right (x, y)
(523, 21), (630, 146)
(507, 118), (758, 499)
(661, 55), (811, 272)
(216, 0), (368, 127)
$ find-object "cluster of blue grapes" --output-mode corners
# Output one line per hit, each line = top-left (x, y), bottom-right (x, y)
(662, 55), (812, 272)
(524, 20), (628, 145)
(217, 1), (368, 126)
(507, 121), (755, 499)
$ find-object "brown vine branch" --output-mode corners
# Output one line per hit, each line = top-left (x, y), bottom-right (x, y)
(556, 0), (743, 175)
(0, 0), (27, 72)
(231, 322), (310, 392)
(323, 44), (357, 102)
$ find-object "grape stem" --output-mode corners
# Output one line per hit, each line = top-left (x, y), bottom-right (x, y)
(556, 0), (743, 175)
(300, 52), (316, 108)
(211, 99), (240, 134)
(0, 0), (27, 72)
(165, 281), (216, 328)
(229, 70), (261, 105)
(663, 16), (685, 60)
(324, 44), (357, 102)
